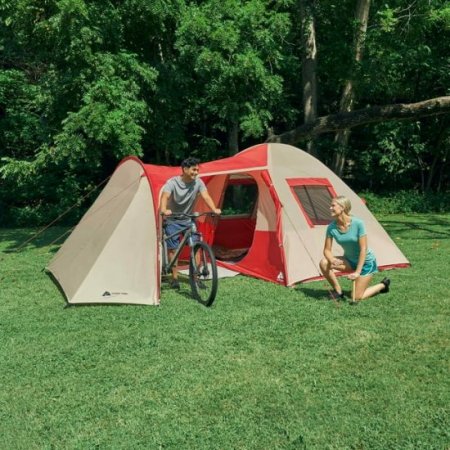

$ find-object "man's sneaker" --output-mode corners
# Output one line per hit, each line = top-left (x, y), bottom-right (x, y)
(380, 277), (391, 293)
(170, 279), (180, 290)
(329, 290), (346, 301)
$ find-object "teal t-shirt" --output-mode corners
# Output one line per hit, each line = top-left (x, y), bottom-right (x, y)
(326, 216), (375, 266)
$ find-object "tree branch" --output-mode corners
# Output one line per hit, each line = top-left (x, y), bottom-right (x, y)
(266, 96), (450, 144)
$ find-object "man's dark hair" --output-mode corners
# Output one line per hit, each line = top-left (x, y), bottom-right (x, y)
(181, 157), (200, 168)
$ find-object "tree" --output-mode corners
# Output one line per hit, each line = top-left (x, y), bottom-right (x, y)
(332, 0), (371, 176)
(175, 0), (290, 157)
(1, 0), (449, 225)
(0, 0), (157, 224)
(268, 0), (449, 191)
(266, 96), (450, 142)
(299, 0), (318, 156)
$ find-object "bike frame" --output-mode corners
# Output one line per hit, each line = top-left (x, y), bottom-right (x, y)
(161, 220), (201, 275)
(160, 212), (219, 307)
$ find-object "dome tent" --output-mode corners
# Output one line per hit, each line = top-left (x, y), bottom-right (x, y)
(47, 144), (409, 306)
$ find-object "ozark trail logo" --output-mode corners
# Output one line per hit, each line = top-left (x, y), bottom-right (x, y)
(102, 291), (128, 297)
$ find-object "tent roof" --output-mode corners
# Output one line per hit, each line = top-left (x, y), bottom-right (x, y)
(138, 143), (269, 184)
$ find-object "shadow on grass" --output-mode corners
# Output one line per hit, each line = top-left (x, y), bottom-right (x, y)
(62, 302), (154, 309)
(0, 226), (69, 253)
(2, 214), (448, 255)
(160, 277), (201, 303)
(382, 214), (450, 239)
(296, 287), (333, 301)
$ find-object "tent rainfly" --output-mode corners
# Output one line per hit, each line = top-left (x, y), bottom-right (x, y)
(47, 143), (409, 306)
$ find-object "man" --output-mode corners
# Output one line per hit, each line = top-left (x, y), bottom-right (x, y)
(160, 157), (221, 289)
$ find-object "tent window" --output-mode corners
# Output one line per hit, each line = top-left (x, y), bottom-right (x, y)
(221, 178), (258, 217)
(291, 185), (333, 226)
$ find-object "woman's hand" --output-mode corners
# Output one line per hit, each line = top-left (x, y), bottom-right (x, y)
(330, 258), (343, 269)
(347, 271), (360, 280)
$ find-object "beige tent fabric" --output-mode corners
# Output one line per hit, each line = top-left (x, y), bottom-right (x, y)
(269, 145), (326, 284)
(47, 159), (159, 305)
(268, 144), (409, 285)
(253, 172), (277, 232)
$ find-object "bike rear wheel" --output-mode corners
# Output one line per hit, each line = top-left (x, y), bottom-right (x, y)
(189, 242), (218, 306)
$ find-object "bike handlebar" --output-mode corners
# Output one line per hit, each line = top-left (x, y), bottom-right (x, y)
(161, 212), (219, 220)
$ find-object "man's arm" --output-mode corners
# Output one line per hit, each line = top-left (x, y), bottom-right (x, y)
(200, 190), (221, 215)
(160, 191), (172, 216)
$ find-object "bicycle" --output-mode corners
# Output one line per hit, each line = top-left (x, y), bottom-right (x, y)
(160, 212), (219, 306)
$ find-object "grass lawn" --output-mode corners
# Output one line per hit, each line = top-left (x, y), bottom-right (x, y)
(0, 214), (449, 449)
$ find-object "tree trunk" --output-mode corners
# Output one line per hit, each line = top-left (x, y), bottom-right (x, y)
(228, 119), (241, 208)
(300, 0), (318, 156)
(266, 96), (450, 143)
(425, 119), (449, 191)
(332, 0), (371, 176)
(436, 144), (449, 192)
(228, 120), (239, 156)
(164, 148), (171, 165)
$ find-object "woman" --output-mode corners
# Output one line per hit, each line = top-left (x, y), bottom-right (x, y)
(319, 195), (390, 303)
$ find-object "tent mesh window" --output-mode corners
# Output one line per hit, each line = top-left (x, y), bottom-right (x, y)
(292, 185), (333, 225)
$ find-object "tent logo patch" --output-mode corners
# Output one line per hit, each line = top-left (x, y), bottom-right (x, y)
(277, 272), (285, 282)
(102, 291), (128, 297)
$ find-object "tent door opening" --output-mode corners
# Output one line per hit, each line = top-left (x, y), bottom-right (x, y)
(212, 174), (258, 263)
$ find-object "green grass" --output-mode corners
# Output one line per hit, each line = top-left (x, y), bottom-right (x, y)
(0, 214), (449, 449)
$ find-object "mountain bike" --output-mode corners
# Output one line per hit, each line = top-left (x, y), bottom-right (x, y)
(161, 212), (218, 306)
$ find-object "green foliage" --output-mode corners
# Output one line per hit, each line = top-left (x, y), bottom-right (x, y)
(0, 1), (158, 225)
(0, 0), (448, 225)
(356, 122), (425, 188)
(0, 70), (46, 157)
(349, 118), (449, 193)
(0, 214), (449, 448)
(362, 0), (450, 101)
(360, 190), (450, 214)
(175, 0), (291, 144)
(53, 52), (156, 167)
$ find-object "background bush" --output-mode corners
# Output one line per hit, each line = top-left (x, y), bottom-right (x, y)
(360, 190), (450, 214)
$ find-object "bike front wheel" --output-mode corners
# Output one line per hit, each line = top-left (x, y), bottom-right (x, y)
(189, 242), (218, 306)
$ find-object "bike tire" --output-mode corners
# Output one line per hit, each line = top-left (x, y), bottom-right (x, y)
(189, 241), (218, 307)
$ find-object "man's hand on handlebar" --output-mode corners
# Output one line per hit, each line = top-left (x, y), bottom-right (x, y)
(160, 210), (221, 219)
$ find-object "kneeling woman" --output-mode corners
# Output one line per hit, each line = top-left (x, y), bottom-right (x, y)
(319, 195), (390, 303)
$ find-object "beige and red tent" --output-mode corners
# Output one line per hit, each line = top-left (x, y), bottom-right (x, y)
(47, 143), (409, 306)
